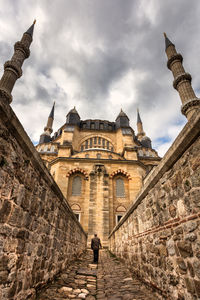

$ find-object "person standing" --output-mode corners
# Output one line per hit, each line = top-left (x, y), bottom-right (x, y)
(91, 233), (102, 263)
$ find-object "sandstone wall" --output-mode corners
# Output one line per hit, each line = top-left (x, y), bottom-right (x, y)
(109, 110), (200, 300)
(0, 97), (87, 300)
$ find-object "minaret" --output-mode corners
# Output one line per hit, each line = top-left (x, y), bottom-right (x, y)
(137, 109), (145, 141)
(39, 102), (55, 144)
(164, 33), (200, 120)
(0, 20), (36, 103)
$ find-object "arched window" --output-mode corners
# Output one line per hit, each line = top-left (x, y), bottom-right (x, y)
(102, 139), (105, 148)
(71, 204), (81, 222)
(72, 176), (82, 196)
(116, 178), (125, 197)
(90, 138), (93, 147)
(116, 206), (126, 223)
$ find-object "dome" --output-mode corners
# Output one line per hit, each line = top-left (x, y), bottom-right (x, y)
(141, 136), (152, 148)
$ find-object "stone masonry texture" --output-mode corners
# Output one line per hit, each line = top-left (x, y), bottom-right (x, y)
(0, 97), (87, 300)
(109, 110), (200, 300)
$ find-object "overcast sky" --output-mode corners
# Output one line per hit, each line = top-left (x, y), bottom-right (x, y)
(0, 0), (200, 156)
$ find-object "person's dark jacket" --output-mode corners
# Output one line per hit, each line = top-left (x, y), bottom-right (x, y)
(91, 237), (102, 250)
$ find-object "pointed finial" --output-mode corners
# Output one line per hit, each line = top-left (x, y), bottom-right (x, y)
(137, 108), (142, 124)
(26, 21), (36, 37)
(49, 102), (55, 119)
(164, 32), (174, 50)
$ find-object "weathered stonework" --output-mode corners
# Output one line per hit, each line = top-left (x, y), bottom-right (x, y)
(109, 110), (200, 300)
(0, 98), (87, 300)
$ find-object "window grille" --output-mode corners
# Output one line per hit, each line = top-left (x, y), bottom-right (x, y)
(72, 176), (82, 196)
(116, 178), (125, 197)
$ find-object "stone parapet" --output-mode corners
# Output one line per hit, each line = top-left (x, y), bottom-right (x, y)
(109, 110), (200, 299)
(0, 98), (87, 300)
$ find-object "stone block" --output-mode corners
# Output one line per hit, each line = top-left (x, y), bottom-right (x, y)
(0, 270), (9, 284)
(0, 199), (12, 223)
(184, 221), (198, 233)
(184, 277), (195, 294)
(169, 204), (176, 218)
(194, 279), (200, 297)
(193, 260), (200, 279)
(177, 241), (193, 258)
(8, 206), (22, 227)
(187, 261), (195, 277)
(176, 258), (187, 274)
(159, 244), (168, 257)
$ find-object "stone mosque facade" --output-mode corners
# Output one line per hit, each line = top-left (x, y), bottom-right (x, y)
(36, 105), (160, 245)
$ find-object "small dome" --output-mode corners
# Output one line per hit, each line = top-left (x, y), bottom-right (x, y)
(68, 106), (79, 114)
(141, 136), (152, 148)
(116, 109), (129, 119)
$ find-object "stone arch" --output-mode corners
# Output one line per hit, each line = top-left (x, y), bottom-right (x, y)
(71, 203), (81, 222)
(71, 203), (81, 211)
(116, 205), (126, 212)
(115, 205), (126, 224)
(66, 168), (89, 180)
(110, 169), (131, 180)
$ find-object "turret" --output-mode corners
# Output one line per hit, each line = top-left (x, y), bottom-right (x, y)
(0, 21), (36, 103)
(66, 107), (80, 125)
(164, 33), (200, 120)
(39, 102), (55, 144)
(115, 109), (129, 128)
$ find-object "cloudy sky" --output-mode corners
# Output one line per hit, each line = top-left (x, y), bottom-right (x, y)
(0, 0), (200, 156)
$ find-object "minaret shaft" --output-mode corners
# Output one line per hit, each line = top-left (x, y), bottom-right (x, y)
(0, 24), (34, 103)
(165, 35), (200, 119)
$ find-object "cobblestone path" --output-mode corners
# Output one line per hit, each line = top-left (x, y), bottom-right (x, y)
(36, 250), (158, 300)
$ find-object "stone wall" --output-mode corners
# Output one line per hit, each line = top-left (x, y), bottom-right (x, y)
(0, 97), (87, 300)
(109, 110), (200, 300)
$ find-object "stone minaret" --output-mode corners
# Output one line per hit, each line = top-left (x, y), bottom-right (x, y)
(164, 33), (200, 120)
(39, 102), (55, 144)
(137, 109), (145, 141)
(0, 20), (36, 103)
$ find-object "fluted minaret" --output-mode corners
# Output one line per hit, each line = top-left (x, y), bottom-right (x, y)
(137, 109), (145, 140)
(0, 20), (36, 103)
(164, 33), (200, 120)
(39, 102), (55, 144)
